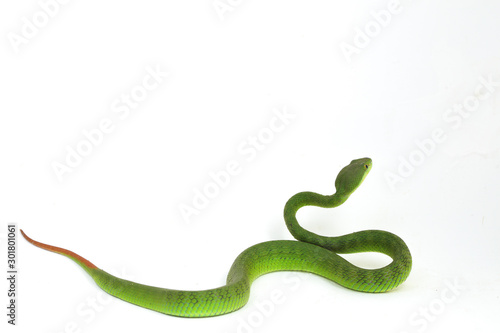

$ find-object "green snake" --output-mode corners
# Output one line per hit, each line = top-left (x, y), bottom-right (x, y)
(21, 158), (411, 317)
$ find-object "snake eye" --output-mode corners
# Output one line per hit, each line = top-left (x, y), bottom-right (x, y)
(364, 164), (369, 169)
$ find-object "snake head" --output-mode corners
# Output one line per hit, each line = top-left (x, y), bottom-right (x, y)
(334, 158), (372, 196)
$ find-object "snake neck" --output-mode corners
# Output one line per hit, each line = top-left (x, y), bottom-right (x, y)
(284, 191), (412, 264)
(284, 191), (349, 247)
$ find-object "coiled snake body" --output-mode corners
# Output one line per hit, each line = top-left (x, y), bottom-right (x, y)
(21, 158), (412, 317)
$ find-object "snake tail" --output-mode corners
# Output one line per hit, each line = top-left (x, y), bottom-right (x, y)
(20, 229), (249, 317)
(20, 230), (97, 272)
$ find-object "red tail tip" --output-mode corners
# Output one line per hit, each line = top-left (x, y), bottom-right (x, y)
(21, 229), (97, 269)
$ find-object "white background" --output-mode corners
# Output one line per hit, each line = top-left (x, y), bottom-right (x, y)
(2, 1), (499, 332)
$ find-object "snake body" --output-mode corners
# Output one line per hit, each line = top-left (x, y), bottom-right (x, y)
(21, 158), (412, 317)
